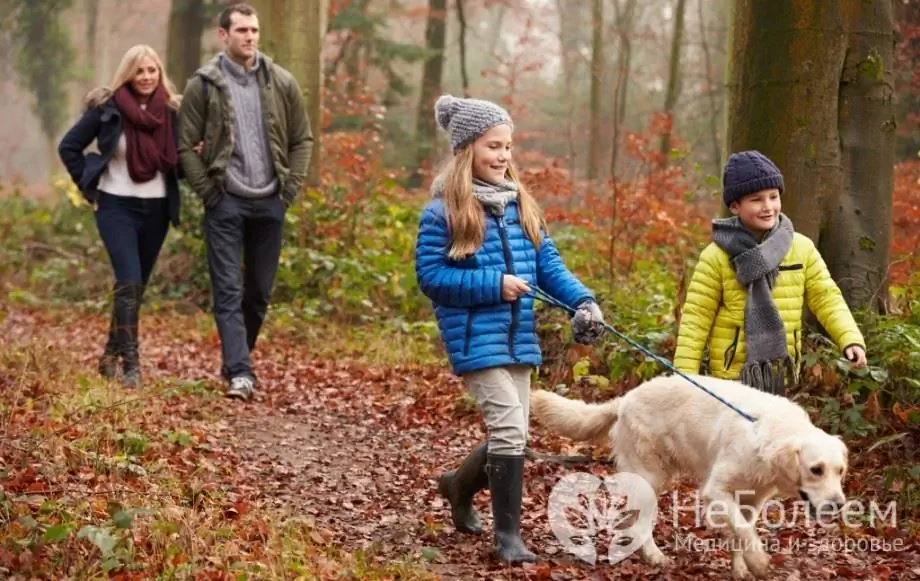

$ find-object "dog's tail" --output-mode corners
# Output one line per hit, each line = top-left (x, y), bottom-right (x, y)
(530, 389), (620, 444)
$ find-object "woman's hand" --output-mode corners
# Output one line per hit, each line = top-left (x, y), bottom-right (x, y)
(502, 275), (530, 302)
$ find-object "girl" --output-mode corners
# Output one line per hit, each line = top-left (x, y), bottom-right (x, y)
(415, 94), (606, 564)
(58, 44), (183, 388)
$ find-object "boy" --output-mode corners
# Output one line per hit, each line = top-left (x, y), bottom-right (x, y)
(673, 150), (867, 394)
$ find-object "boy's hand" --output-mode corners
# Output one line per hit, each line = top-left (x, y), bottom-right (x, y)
(502, 275), (530, 302)
(844, 345), (867, 369)
(572, 300), (605, 345)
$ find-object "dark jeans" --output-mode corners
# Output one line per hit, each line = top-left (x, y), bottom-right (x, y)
(95, 191), (169, 285)
(204, 193), (285, 380)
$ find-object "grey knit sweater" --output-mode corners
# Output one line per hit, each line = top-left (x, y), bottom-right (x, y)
(219, 53), (278, 198)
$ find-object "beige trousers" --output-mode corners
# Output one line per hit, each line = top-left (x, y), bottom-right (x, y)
(462, 365), (532, 456)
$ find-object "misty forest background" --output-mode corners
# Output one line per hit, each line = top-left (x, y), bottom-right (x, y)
(0, 1), (919, 577)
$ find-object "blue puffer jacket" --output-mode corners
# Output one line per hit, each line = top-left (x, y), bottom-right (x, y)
(415, 196), (595, 375)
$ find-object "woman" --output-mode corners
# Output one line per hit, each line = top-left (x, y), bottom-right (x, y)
(58, 44), (182, 388)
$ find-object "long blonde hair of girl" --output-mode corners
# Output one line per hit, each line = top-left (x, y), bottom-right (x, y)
(440, 145), (545, 260)
(86, 44), (182, 110)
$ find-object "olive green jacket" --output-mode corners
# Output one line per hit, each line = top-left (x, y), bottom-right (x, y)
(177, 52), (313, 208)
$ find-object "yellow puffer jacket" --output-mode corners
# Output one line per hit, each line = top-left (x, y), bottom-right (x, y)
(674, 233), (866, 380)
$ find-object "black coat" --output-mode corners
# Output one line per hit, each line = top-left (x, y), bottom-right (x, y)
(57, 97), (182, 227)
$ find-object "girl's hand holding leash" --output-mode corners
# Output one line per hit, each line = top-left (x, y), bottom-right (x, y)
(502, 275), (530, 302)
(572, 301), (605, 344)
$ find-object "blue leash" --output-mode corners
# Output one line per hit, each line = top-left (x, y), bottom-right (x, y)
(526, 286), (758, 424)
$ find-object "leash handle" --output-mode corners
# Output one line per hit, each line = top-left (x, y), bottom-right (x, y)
(526, 286), (758, 423)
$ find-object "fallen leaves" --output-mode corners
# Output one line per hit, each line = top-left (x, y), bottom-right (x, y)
(0, 303), (918, 580)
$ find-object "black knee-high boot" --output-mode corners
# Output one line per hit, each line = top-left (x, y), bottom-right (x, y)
(438, 441), (489, 534)
(98, 292), (120, 379)
(115, 283), (143, 388)
(486, 453), (537, 563)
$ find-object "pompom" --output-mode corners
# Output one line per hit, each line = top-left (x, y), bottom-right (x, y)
(434, 94), (457, 132)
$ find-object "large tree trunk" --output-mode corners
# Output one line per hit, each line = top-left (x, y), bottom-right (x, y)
(725, 0), (895, 312)
(166, 0), (205, 92)
(251, 0), (327, 187)
(829, 1), (896, 309)
(299, 0), (326, 187)
(410, 0), (446, 187)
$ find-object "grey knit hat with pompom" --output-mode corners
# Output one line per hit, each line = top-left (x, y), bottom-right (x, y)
(434, 94), (514, 153)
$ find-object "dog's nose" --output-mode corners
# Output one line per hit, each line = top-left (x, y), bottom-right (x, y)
(823, 495), (846, 514)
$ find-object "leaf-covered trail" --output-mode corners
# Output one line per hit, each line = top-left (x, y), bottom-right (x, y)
(4, 304), (919, 580)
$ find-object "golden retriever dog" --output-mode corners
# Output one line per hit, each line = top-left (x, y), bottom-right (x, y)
(530, 373), (849, 579)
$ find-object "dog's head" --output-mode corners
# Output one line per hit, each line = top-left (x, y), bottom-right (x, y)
(773, 430), (848, 521)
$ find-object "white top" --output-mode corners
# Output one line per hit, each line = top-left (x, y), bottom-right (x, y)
(96, 132), (166, 199)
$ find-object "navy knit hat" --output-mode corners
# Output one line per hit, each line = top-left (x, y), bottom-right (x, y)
(434, 94), (514, 153)
(722, 150), (785, 207)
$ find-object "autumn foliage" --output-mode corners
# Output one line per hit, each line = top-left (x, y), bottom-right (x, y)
(890, 160), (920, 286)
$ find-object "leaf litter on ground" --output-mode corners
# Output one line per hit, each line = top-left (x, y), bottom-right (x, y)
(0, 302), (917, 579)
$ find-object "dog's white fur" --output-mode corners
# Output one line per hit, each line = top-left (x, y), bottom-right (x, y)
(531, 373), (849, 579)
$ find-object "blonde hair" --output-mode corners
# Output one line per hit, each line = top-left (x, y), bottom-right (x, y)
(86, 44), (181, 110)
(439, 146), (545, 260)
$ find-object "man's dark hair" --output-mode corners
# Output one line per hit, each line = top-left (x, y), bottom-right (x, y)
(219, 3), (257, 30)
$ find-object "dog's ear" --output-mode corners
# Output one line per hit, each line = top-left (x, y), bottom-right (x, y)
(835, 435), (849, 463)
(771, 438), (801, 479)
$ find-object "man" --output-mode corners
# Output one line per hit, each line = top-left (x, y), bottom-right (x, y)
(178, 2), (313, 400)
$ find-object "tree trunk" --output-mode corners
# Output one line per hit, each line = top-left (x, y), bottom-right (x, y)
(488, 2), (506, 58)
(828, 1), (896, 309)
(84, 0), (99, 90)
(251, 0), (327, 187)
(456, 0), (469, 96)
(659, 0), (686, 163)
(609, 0), (636, 179)
(725, 0), (895, 312)
(166, 0), (205, 93)
(587, 0), (603, 182)
(698, 0), (724, 175)
(555, 0), (578, 178)
(410, 0), (446, 187)
(300, 0), (327, 187)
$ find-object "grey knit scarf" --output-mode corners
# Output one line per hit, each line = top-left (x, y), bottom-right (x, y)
(471, 177), (518, 215)
(711, 213), (796, 395)
(430, 175), (519, 216)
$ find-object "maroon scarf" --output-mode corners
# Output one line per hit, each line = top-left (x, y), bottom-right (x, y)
(113, 84), (178, 183)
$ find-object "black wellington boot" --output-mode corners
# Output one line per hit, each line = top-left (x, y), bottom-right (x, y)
(98, 296), (120, 379)
(438, 442), (489, 534)
(115, 283), (143, 388)
(486, 453), (537, 564)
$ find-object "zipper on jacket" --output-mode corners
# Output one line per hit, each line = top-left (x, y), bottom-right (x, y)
(496, 215), (519, 362)
(793, 328), (800, 366)
(724, 327), (740, 371)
